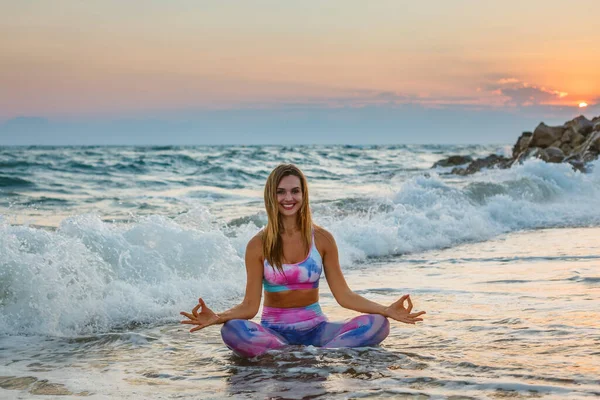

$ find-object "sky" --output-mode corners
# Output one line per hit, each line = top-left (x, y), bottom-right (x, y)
(1, 0), (599, 145)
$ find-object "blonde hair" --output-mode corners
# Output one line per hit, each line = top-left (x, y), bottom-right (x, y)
(263, 164), (313, 271)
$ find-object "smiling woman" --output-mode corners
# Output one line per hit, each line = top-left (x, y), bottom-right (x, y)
(180, 164), (426, 358)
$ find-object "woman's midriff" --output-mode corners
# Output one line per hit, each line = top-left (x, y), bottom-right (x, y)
(263, 288), (319, 308)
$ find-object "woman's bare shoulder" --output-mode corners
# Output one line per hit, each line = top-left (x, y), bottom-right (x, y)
(314, 225), (336, 247)
(246, 231), (264, 257)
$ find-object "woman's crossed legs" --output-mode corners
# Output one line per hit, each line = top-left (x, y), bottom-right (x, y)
(220, 314), (390, 358)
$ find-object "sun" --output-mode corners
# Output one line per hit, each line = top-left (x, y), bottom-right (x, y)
(579, 102), (588, 108)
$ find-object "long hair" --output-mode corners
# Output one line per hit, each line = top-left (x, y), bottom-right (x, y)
(263, 164), (313, 271)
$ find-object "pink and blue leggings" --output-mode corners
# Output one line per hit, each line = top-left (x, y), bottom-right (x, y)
(220, 303), (390, 358)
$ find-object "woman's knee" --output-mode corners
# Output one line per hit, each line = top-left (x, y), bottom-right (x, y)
(322, 314), (390, 348)
(220, 319), (286, 357)
(220, 319), (249, 340)
(369, 314), (390, 331)
(365, 314), (390, 343)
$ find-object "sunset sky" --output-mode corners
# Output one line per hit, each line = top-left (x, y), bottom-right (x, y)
(1, 0), (599, 145)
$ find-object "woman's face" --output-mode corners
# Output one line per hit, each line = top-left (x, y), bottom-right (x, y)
(276, 175), (303, 217)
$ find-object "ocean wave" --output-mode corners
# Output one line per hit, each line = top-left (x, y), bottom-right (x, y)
(0, 176), (34, 187)
(1, 158), (599, 336)
(0, 145), (499, 196)
(155, 153), (210, 167)
(0, 213), (245, 336)
(66, 161), (97, 170)
(321, 159), (600, 266)
(201, 166), (266, 180)
(0, 161), (50, 169)
(110, 161), (147, 173)
(19, 196), (72, 206)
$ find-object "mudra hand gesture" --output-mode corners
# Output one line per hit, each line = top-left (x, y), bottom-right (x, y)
(180, 298), (220, 332)
(382, 294), (426, 324)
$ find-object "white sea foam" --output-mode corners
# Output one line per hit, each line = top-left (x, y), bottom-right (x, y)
(325, 159), (600, 266)
(0, 212), (245, 336)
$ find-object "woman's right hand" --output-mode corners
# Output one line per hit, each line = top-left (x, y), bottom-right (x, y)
(180, 298), (221, 332)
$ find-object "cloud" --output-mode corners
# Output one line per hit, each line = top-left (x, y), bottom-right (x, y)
(496, 78), (520, 85)
(486, 78), (569, 106)
(261, 90), (490, 111)
(265, 79), (574, 111)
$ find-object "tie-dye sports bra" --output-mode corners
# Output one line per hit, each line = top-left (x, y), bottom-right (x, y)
(263, 232), (323, 293)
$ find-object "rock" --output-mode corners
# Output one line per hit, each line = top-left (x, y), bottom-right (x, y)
(568, 131), (600, 170)
(564, 115), (594, 136)
(544, 147), (565, 163)
(512, 132), (533, 157)
(452, 114), (600, 176)
(560, 143), (572, 155)
(572, 131), (600, 154)
(550, 140), (562, 148)
(590, 134), (600, 152)
(583, 150), (599, 163)
(514, 147), (548, 164)
(530, 123), (565, 148)
(560, 128), (574, 143)
(536, 149), (550, 162)
(570, 132), (586, 147)
(432, 155), (473, 168)
(451, 154), (510, 175)
(566, 158), (586, 172)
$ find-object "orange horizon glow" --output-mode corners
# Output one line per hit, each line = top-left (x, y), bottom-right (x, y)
(1, 1), (599, 120)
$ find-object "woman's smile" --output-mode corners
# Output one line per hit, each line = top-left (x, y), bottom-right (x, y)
(281, 203), (296, 210)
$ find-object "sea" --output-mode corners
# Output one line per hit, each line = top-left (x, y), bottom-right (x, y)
(0, 145), (599, 399)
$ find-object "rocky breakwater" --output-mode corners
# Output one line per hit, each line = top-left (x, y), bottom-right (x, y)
(433, 115), (600, 175)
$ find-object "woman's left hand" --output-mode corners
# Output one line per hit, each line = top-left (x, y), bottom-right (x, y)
(383, 294), (426, 324)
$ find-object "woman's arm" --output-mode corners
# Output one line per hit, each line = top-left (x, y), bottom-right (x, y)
(317, 228), (425, 324)
(317, 228), (386, 314)
(180, 234), (264, 332)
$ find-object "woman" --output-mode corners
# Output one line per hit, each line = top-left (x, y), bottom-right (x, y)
(180, 164), (425, 357)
